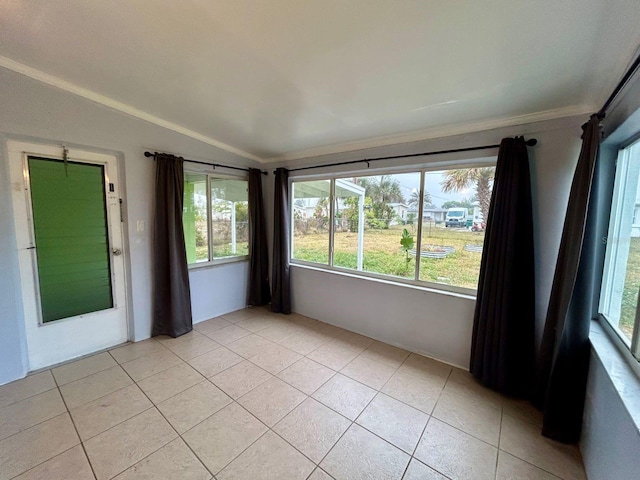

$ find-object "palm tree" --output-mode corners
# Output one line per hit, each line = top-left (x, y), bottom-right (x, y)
(441, 168), (495, 221)
(407, 189), (433, 212)
(358, 176), (405, 228)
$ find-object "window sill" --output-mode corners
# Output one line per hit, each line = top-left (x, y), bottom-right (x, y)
(188, 255), (249, 271)
(290, 261), (477, 301)
(590, 319), (640, 434)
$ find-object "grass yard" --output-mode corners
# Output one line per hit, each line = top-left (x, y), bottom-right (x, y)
(293, 224), (486, 289)
(620, 237), (640, 340)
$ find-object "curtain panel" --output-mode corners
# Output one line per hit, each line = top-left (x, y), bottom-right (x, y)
(247, 168), (271, 306)
(470, 136), (536, 397)
(271, 168), (291, 314)
(152, 154), (193, 337)
(537, 115), (603, 442)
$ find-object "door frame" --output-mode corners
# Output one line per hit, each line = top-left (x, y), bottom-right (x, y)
(8, 140), (130, 370)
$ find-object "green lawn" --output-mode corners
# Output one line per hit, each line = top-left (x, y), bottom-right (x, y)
(293, 224), (485, 289)
(620, 237), (640, 340)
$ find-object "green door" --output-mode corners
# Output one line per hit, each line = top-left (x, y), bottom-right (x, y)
(28, 157), (113, 323)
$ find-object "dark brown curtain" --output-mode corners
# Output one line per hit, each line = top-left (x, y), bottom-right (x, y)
(271, 168), (291, 314)
(247, 168), (271, 306)
(537, 115), (603, 442)
(470, 136), (535, 397)
(152, 154), (192, 337)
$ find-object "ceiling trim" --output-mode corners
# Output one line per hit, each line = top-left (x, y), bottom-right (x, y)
(264, 104), (596, 163)
(0, 55), (263, 162)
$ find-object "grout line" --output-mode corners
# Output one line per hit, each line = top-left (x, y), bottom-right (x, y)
(50, 372), (98, 480)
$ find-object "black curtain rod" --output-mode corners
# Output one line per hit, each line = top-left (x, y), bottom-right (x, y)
(280, 138), (538, 174)
(144, 151), (267, 175)
(598, 50), (640, 118)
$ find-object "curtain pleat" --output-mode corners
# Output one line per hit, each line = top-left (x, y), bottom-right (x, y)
(271, 168), (291, 314)
(152, 154), (193, 337)
(470, 136), (536, 397)
(537, 115), (602, 442)
(247, 168), (271, 306)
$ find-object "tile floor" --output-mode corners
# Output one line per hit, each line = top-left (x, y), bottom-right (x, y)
(0, 307), (587, 480)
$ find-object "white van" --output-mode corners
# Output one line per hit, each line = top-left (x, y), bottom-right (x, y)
(445, 207), (468, 228)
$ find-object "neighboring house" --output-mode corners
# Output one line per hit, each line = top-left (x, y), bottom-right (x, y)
(632, 201), (640, 237)
(422, 208), (447, 223)
(388, 203), (407, 224)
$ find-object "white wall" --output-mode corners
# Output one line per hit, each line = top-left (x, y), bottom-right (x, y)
(272, 115), (584, 367)
(0, 67), (257, 384)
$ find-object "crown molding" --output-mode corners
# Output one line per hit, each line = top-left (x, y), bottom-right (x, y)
(263, 104), (596, 163)
(0, 55), (263, 162)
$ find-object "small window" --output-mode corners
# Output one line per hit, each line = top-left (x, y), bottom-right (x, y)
(290, 163), (495, 292)
(183, 172), (249, 265)
(600, 139), (640, 358)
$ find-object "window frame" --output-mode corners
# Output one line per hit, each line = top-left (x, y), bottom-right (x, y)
(599, 138), (640, 360)
(288, 159), (496, 297)
(184, 169), (250, 269)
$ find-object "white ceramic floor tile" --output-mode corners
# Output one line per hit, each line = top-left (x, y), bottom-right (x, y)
(211, 361), (272, 399)
(187, 347), (243, 378)
(281, 330), (329, 355)
(182, 402), (267, 474)
(84, 408), (177, 480)
(52, 352), (117, 385)
(277, 357), (335, 395)
(320, 424), (410, 480)
(13, 445), (94, 480)
(157, 331), (221, 360)
(356, 393), (429, 453)
(397, 354), (451, 386)
(203, 325), (251, 345)
(496, 451), (562, 480)
(0, 371), (56, 409)
(313, 374), (376, 421)
(274, 397), (351, 463)
(402, 458), (448, 480)
(432, 390), (502, 446)
(70, 383), (152, 441)
(113, 438), (212, 480)
(194, 317), (234, 337)
(248, 343), (302, 374)
(222, 308), (262, 323)
(121, 350), (183, 382)
(226, 334), (276, 358)
(308, 343), (362, 372)
(110, 340), (167, 364)
(360, 341), (411, 368)
(308, 468), (334, 480)
(59, 365), (132, 409)
(157, 381), (231, 434)
(137, 362), (204, 404)
(414, 418), (497, 480)
(500, 414), (586, 480)
(217, 431), (314, 480)
(382, 369), (444, 414)
(443, 368), (504, 409)
(340, 355), (397, 390)
(238, 377), (307, 426)
(0, 413), (79, 480)
(0, 388), (67, 441)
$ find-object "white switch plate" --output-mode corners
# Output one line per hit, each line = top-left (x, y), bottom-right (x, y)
(137, 220), (144, 232)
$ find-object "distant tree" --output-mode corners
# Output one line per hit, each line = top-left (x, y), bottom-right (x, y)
(441, 198), (475, 211)
(441, 168), (494, 220)
(358, 176), (405, 229)
(407, 189), (433, 212)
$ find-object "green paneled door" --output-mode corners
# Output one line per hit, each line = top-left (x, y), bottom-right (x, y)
(28, 157), (113, 323)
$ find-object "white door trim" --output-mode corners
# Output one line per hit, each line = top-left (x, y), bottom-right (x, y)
(7, 140), (129, 370)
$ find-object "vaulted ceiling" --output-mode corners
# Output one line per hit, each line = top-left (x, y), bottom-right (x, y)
(1, 1), (639, 162)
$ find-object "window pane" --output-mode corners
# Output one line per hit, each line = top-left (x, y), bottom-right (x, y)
(292, 180), (330, 265)
(341, 173), (420, 279)
(210, 178), (249, 258)
(600, 142), (640, 345)
(184, 172), (209, 264)
(419, 167), (494, 288)
(333, 179), (365, 270)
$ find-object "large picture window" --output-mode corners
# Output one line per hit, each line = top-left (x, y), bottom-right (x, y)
(184, 172), (249, 265)
(290, 164), (495, 291)
(600, 139), (640, 359)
